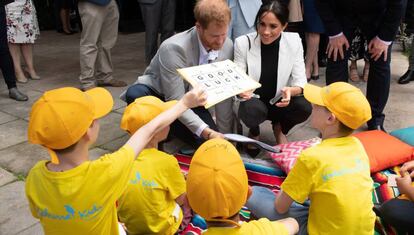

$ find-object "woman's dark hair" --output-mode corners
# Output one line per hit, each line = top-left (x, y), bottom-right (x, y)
(254, 0), (289, 32)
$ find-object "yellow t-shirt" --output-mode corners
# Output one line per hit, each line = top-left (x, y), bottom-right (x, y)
(25, 145), (135, 235)
(203, 218), (289, 235)
(281, 137), (375, 235)
(117, 148), (186, 235)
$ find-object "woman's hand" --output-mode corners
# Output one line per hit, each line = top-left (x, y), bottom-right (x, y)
(276, 87), (291, 107)
(238, 90), (254, 100)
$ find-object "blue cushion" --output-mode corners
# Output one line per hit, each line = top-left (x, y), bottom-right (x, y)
(390, 126), (414, 146)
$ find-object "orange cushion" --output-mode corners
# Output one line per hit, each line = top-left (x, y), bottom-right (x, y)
(353, 130), (414, 173)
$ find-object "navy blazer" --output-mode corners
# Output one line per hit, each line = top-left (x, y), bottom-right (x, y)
(315, 0), (404, 41)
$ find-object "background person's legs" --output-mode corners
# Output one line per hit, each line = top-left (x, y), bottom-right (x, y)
(78, 1), (105, 90)
(21, 43), (39, 79)
(95, 0), (124, 86)
(0, 7), (27, 101)
(159, 0), (176, 43)
(366, 44), (392, 130)
(139, 0), (162, 65)
(305, 32), (320, 80)
(8, 43), (27, 83)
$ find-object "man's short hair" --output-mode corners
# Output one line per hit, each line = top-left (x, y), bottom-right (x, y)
(194, 0), (231, 29)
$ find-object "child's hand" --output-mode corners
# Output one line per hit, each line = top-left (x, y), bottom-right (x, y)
(182, 86), (207, 108)
(400, 160), (414, 177)
(396, 172), (413, 195)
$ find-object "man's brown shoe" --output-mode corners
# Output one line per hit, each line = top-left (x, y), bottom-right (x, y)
(97, 79), (127, 87)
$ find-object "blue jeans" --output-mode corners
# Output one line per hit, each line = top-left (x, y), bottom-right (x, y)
(246, 186), (309, 235)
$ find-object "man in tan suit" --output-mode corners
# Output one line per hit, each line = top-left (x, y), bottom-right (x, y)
(78, 0), (127, 91)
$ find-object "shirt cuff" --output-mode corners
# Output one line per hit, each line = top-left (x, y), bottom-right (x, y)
(195, 123), (208, 137)
(329, 32), (343, 39)
(376, 36), (392, 46)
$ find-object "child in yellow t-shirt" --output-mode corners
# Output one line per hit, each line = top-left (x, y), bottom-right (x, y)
(117, 96), (191, 234)
(246, 82), (376, 234)
(186, 138), (299, 235)
(25, 87), (206, 235)
(377, 160), (414, 233)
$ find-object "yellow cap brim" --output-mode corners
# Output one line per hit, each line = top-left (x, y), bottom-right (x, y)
(85, 88), (114, 119)
(303, 83), (325, 106)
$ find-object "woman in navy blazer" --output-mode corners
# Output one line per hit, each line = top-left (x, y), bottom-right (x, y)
(234, 1), (311, 155)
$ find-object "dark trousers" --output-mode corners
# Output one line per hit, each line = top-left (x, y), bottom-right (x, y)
(139, 0), (176, 64)
(325, 29), (392, 128)
(0, 7), (16, 90)
(239, 96), (312, 136)
(379, 198), (414, 234)
(125, 83), (218, 148)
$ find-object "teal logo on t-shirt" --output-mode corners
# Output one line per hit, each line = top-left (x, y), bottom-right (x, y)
(130, 172), (158, 189)
(37, 204), (103, 221)
(322, 158), (368, 182)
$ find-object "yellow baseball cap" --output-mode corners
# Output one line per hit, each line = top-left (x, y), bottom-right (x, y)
(186, 139), (248, 225)
(304, 82), (371, 129)
(28, 87), (113, 164)
(120, 96), (177, 134)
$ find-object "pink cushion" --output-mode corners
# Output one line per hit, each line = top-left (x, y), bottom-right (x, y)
(353, 130), (414, 173)
(270, 137), (321, 174)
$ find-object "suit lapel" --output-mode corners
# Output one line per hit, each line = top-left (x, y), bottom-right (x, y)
(247, 34), (262, 81)
(277, 33), (290, 91)
(189, 27), (200, 66)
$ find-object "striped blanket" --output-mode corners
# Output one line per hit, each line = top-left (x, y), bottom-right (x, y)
(174, 154), (404, 235)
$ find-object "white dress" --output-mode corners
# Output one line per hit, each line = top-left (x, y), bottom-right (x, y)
(5, 0), (40, 44)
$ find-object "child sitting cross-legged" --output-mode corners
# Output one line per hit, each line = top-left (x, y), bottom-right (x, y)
(186, 138), (299, 234)
(377, 159), (414, 233)
(246, 82), (376, 234)
(117, 96), (192, 234)
(25, 87), (206, 235)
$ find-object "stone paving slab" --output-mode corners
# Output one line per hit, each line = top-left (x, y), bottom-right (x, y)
(0, 90), (43, 120)
(0, 142), (47, 176)
(0, 145), (112, 177)
(0, 120), (29, 150)
(0, 181), (38, 235)
(0, 111), (17, 125)
(99, 135), (129, 152)
(94, 112), (126, 147)
(0, 168), (16, 187)
(17, 222), (43, 235)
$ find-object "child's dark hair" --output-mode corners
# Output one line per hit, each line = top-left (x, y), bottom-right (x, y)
(338, 122), (354, 136)
(254, 0), (289, 32)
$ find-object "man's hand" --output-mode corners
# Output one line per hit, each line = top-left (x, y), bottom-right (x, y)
(182, 86), (207, 109)
(238, 90), (254, 100)
(201, 127), (224, 140)
(326, 34), (349, 61)
(275, 87), (291, 107)
(368, 37), (389, 61)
